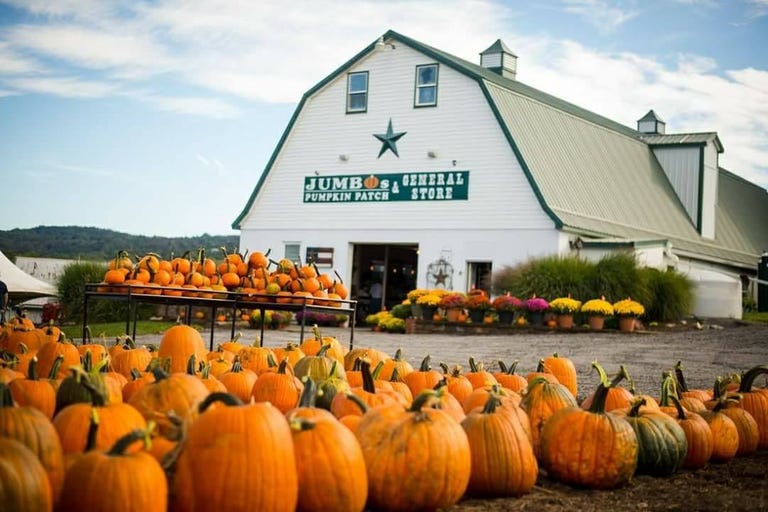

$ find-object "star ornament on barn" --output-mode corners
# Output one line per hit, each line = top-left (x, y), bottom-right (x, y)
(373, 119), (406, 158)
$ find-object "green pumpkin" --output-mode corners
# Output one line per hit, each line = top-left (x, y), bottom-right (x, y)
(619, 398), (688, 476)
(293, 344), (346, 383)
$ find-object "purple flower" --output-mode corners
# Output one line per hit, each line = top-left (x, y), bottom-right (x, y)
(524, 297), (549, 312)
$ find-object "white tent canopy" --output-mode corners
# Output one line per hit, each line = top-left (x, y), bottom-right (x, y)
(0, 251), (58, 300)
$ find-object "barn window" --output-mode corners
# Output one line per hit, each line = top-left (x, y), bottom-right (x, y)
(414, 64), (438, 107)
(347, 71), (368, 113)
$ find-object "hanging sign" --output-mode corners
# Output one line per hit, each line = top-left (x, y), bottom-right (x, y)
(303, 171), (469, 203)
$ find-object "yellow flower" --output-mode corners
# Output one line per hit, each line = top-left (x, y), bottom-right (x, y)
(612, 298), (645, 317)
(549, 297), (582, 314)
(581, 299), (614, 317)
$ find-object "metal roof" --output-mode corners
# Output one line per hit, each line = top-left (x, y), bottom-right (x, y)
(480, 39), (516, 57)
(638, 109), (664, 123)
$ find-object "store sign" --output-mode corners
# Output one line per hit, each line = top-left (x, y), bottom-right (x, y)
(303, 171), (469, 203)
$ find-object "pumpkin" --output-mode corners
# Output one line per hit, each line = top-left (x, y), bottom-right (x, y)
(736, 365), (768, 449)
(171, 393), (298, 512)
(300, 325), (346, 362)
(53, 375), (147, 455)
(674, 360), (713, 402)
(524, 359), (559, 385)
(0, 382), (65, 504)
(1, 323), (46, 353)
(710, 377), (759, 457)
(539, 363), (638, 489)
(465, 356), (499, 389)
(108, 337), (154, 379)
(614, 398), (687, 476)
(35, 334), (80, 379)
(58, 429), (167, 512)
(271, 342), (305, 368)
(541, 353), (578, 398)
(378, 347), (414, 380)
(288, 414), (368, 512)
(355, 390), (471, 511)
(493, 360), (528, 393)
(237, 344), (277, 374)
(430, 379), (467, 423)
(293, 344), (345, 383)
(520, 375), (578, 459)
(8, 357), (57, 419)
(461, 392), (538, 497)
(128, 367), (209, 438)
(343, 346), (389, 371)
(251, 358), (303, 413)
(215, 356), (257, 404)
(440, 363), (474, 405)
(669, 395), (713, 469)
(462, 383), (521, 415)
(580, 364), (634, 412)
(315, 360), (351, 410)
(403, 354), (443, 397)
(331, 360), (404, 418)
(0, 438), (53, 512)
(157, 324), (207, 374)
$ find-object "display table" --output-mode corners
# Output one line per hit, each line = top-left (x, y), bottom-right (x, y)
(83, 283), (358, 350)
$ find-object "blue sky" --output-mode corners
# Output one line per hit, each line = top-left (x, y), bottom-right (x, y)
(1, 0), (766, 237)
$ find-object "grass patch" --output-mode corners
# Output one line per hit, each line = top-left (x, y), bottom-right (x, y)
(743, 311), (768, 324)
(62, 320), (179, 340)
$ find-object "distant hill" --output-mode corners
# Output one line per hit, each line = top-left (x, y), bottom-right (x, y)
(0, 226), (240, 262)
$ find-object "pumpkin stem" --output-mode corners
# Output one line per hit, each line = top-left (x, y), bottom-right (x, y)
(371, 360), (385, 380)
(298, 377), (318, 408)
(418, 354), (432, 372)
(674, 361), (690, 392)
(186, 354), (197, 376)
(392, 348), (404, 361)
(536, 359), (546, 373)
(390, 367), (401, 383)
(737, 365), (768, 393)
(316, 344), (331, 357)
(587, 362), (625, 414)
(439, 362), (449, 374)
(0, 382), (14, 407)
(508, 360), (521, 375)
(344, 392), (369, 414)
(497, 360), (508, 373)
(361, 360), (377, 394)
(198, 392), (244, 413)
(670, 395), (687, 421)
(468, 357), (480, 373)
(85, 408), (100, 452)
(481, 392), (503, 414)
(627, 397), (646, 417)
(409, 389), (438, 412)
(27, 357), (39, 381)
(658, 372), (677, 407)
(47, 354), (64, 380)
(289, 416), (317, 432)
(107, 428), (150, 456)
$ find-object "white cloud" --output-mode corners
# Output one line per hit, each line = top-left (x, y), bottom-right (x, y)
(133, 93), (241, 119)
(560, 0), (639, 31)
(1, 75), (115, 97)
(745, 0), (768, 17)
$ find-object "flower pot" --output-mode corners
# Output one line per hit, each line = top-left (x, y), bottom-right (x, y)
(497, 310), (515, 325)
(469, 309), (485, 324)
(411, 303), (424, 320)
(556, 314), (574, 329)
(588, 315), (605, 331)
(528, 311), (544, 326)
(618, 316), (635, 333)
(446, 307), (464, 323)
(421, 305), (437, 322)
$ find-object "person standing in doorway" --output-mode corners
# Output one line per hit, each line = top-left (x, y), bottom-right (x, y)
(369, 280), (383, 313)
(0, 273), (8, 324)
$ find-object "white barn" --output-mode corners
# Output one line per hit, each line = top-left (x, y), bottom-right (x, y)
(233, 30), (768, 318)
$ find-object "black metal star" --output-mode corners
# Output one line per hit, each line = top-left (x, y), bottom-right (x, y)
(373, 119), (406, 158)
(433, 268), (449, 286)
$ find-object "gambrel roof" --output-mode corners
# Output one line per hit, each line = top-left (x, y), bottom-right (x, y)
(234, 30), (767, 270)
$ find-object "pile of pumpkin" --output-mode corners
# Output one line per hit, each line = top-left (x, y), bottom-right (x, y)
(99, 248), (349, 307)
(1, 320), (767, 511)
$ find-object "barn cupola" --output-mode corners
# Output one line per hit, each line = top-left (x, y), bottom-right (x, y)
(480, 39), (517, 80)
(637, 109), (666, 135)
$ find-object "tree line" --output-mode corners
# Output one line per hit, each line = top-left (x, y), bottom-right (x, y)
(0, 226), (240, 262)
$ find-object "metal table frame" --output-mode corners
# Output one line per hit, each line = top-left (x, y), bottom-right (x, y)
(83, 283), (358, 351)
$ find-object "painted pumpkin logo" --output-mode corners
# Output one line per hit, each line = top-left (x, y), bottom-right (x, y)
(363, 174), (380, 189)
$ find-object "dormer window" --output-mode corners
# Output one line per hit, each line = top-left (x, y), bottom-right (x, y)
(346, 71), (368, 113)
(414, 64), (438, 107)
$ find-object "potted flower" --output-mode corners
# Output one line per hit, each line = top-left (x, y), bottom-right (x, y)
(613, 298), (645, 333)
(465, 293), (492, 323)
(492, 294), (522, 325)
(580, 297), (614, 331)
(548, 296), (582, 329)
(524, 295), (549, 326)
(439, 292), (467, 322)
(415, 292), (442, 322)
(407, 288), (429, 319)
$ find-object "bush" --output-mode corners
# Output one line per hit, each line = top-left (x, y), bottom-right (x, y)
(641, 268), (693, 322)
(390, 303), (412, 319)
(490, 252), (692, 324)
(58, 262), (129, 323)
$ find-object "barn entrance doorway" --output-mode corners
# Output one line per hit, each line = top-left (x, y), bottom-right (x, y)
(352, 244), (418, 321)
